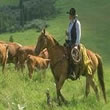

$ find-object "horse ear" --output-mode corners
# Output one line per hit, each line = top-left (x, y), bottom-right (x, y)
(41, 28), (45, 35)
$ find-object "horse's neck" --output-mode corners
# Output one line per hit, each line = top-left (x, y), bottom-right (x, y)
(47, 39), (65, 64)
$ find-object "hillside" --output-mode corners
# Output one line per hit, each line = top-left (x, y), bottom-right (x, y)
(0, 0), (110, 110)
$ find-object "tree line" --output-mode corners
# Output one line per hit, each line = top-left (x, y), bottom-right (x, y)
(0, 0), (56, 33)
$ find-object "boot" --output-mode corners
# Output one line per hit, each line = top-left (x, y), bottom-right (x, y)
(68, 66), (76, 80)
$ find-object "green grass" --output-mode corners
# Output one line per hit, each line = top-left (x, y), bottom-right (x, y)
(0, 0), (110, 109)
(0, 29), (38, 45)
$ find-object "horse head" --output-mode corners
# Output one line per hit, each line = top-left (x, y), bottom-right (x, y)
(35, 29), (48, 55)
(35, 29), (58, 55)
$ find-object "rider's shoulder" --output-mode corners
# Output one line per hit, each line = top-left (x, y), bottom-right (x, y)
(76, 19), (80, 24)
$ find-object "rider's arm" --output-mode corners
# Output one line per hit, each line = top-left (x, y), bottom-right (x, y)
(75, 20), (81, 45)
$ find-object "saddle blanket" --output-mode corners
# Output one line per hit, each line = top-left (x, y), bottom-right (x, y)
(80, 44), (92, 75)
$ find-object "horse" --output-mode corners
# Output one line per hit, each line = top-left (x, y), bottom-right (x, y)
(35, 29), (107, 104)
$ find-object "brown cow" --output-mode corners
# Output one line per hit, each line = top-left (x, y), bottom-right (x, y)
(0, 41), (22, 70)
(7, 42), (22, 69)
(0, 41), (6, 44)
(38, 48), (49, 59)
(16, 46), (35, 72)
(27, 54), (50, 78)
(0, 43), (8, 73)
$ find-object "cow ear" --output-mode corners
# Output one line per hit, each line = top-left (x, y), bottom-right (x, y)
(41, 28), (45, 35)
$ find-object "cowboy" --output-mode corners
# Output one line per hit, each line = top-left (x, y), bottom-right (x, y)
(65, 8), (81, 80)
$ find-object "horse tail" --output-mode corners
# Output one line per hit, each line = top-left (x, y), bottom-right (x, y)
(96, 54), (107, 103)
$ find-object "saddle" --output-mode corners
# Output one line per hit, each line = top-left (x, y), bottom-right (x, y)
(64, 43), (91, 80)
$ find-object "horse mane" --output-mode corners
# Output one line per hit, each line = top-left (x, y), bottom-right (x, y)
(45, 32), (60, 46)
(44, 31), (65, 52)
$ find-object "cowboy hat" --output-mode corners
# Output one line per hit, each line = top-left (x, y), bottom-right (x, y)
(67, 8), (78, 16)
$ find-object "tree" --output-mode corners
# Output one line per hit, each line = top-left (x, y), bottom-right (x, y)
(19, 0), (24, 27)
(0, 0), (56, 33)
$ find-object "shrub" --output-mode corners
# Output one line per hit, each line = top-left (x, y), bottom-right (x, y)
(24, 19), (49, 32)
(0, 0), (56, 33)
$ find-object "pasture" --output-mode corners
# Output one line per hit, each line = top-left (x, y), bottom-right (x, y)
(0, 0), (110, 110)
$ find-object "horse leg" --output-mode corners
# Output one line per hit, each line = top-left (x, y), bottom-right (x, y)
(89, 76), (99, 101)
(56, 75), (66, 104)
(56, 84), (61, 105)
(85, 75), (90, 97)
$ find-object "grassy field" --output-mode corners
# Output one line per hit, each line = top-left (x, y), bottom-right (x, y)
(0, 0), (110, 110)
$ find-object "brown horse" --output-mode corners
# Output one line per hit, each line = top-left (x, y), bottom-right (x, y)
(35, 29), (107, 104)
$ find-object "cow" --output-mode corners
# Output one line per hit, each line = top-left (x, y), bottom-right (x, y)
(0, 41), (22, 70)
(38, 48), (49, 59)
(0, 43), (8, 73)
(16, 46), (35, 72)
(0, 41), (6, 44)
(7, 42), (22, 70)
(26, 54), (50, 78)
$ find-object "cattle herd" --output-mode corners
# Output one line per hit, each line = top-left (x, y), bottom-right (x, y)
(0, 40), (50, 78)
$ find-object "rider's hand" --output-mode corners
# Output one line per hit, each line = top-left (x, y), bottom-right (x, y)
(74, 45), (78, 49)
(64, 42), (66, 47)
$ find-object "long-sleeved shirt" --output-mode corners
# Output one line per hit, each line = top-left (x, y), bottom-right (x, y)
(67, 18), (81, 45)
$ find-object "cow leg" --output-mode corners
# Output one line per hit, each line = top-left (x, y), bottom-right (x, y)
(16, 57), (21, 71)
(28, 64), (34, 79)
(19, 59), (25, 73)
(2, 62), (5, 73)
(15, 57), (19, 71)
(2, 56), (7, 74)
(15, 62), (20, 71)
(42, 70), (46, 79)
(21, 63), (25, 73)
(29, 69), (33, 79)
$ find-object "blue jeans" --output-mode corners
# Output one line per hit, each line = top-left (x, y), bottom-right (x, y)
(65, 40), (73, 48)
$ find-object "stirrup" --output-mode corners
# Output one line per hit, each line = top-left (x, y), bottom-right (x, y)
(68, 72), (76, 80)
